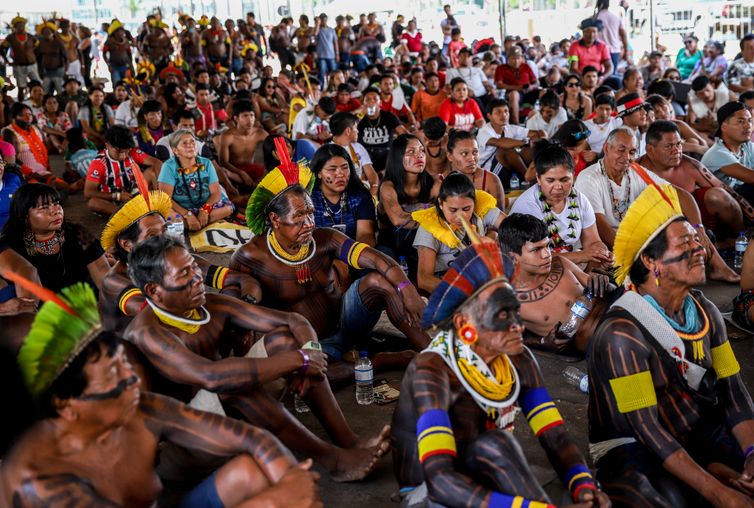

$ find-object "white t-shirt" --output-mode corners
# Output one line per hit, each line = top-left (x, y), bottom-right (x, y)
(445, 66), (488, 97)
(584, 116), (623, 153)
(114, 100), (139, 129)
(333, 141), (373, 178)
(476, 122), (529, 170)
(688, 83), (730, 120)
(526, 107), (568, 138)
(510, 183), (596, 250)
(575, 161), (667, 229)
(292, 108), (330, 139)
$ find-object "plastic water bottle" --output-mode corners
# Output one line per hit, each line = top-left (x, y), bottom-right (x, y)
(172, 214), (185, 238)
(294, 393), (310, 413)
(563, 366), (589, 393)
(509, 173), (520, 190)
(534, 99), (540, 112)
(735, 232), (748, 271)
(355, 351), (374, 405)
(166, 215), (173, 235)
(559, 289), (593, 338)
(399, 256), (410, 278)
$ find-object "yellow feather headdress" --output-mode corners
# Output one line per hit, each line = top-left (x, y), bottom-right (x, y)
(411, 190), (498, 248)
(613, 182), (683, 286)
(108, 19), (124, 35)
(101, 190), (173, 252)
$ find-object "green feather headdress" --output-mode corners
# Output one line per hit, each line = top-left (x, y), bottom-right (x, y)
(7, 272), (102, 397)
(245, 137), (315, 235)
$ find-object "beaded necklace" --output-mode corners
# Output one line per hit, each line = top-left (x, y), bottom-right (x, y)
(600, 160), (631, 222)
(266, 230), (316, 284)
(147, 300), (210, 334)
(322, 192), (346, 227)
(34, 235), (60, 255)
(538, 187), (579, 253)
(643, 294), (709, 362)
(178, 159), (206, 209)
(12, 124), (49, 169)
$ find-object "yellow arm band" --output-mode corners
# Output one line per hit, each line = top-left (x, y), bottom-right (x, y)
(609, 371), (657, 413)
(711, 341), (740, 379)
(118, 287), (142, 315)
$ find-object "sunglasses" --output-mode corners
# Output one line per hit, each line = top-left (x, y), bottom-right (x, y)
(684, 40), (694, 45)
(566, 82), (581, 87)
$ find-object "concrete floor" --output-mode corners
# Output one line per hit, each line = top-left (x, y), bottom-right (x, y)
(56, 160), (753, 507)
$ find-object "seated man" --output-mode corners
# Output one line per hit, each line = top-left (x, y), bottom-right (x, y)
(231, 140), (429, 371)
(575, 126), (739, 282)
(84, 125), (160, 215)
(391, 239), (610, 508)
(0, 278), (321, 507)
(125, 234), (390, 482)
(499, 213), (613, 354)
(639, 120), (753, 249)
(217, 99), (268, 189)
(98, 189), (261, 332)
(589, 183), (754, 507)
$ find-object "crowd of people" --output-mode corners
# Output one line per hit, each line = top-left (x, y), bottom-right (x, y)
(1, 1), (754, 506)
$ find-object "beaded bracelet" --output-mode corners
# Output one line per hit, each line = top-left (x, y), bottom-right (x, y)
(745, 444), (754, 459)
(297, 349), (310, 374)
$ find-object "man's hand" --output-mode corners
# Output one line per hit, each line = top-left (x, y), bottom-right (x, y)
(301, 349), (327, 380)
(0, 297), (37, 316)
(238, 171), (253, 187)
(730, 455), (754, 496)
(266, 459), (323, 508)
(400, 283), (425, 327)
(586, 271), (611, 298)
(577, 487), (612, 508)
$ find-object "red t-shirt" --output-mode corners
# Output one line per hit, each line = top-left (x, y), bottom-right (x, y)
(336, 98), (362, 112)
(86, 148), (148, 193)
(194, 103), (228, 132)
(568, 39), (610, 73)
(494, 63), (537, 87)
(400, 31), (423, 53)
(438, 99), (482, 131)
(380, 94), (410, 118)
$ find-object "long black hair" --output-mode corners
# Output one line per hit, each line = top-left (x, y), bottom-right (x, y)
(310, 144), (364, 195)
(383, 134), (434, 204)
(552, 119), (590, 149)
(262, 134), (294, 171)
(532, 139), (575, 175)
(436, 172), (475, 220)
(0, 183), (61, 243)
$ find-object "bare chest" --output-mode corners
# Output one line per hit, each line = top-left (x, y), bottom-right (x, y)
(517, 265), (584, 332)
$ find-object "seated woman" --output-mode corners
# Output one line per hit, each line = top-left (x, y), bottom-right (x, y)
(35, 94), (72, 155)
(0, 183), (109, 296)
(614, 67), (645, 102)
(446, 130), (505, 208)
(377, 134), (439, 279)
(78, 88), (115, 149)
(158, 129), (234, 232)
(552, 119), (598, 177)
(438, 78), (484, 132)
(413, 172), (504, 293)
(561, 74), (593, 120)
(135, 99), (171, 157)
(310, 144), (377, 246)
(256, 77), (289, 134)
(511, 139), (612, 270)
(646, 94), (708, 156)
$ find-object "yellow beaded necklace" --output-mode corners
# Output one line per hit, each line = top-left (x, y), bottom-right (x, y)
(458, 354), (515, 402)
(268, 230), (311, 262)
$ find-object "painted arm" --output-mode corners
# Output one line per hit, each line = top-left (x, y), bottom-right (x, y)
(379, 182), (416, 228)
(690, 156), (754, 222)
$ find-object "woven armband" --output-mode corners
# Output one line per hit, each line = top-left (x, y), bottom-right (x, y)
(416, 409), (457, 463)
(564, 463), (596, 502)
(488, 492), (555, 508)
(338, 237), (368, 270)
(711, 341), (740, 379)
(519, 387), (564, 437)
(609, 371), (657, 413)
(118, 286), (142, 315)
(204, 265), (230, 290)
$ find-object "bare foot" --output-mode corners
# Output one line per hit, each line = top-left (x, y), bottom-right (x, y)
(354, 424), (391, 450)
(709, 261), (740, 283)
(330, 435), (391, 482)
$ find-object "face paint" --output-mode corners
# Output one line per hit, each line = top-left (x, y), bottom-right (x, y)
(660, 246), (704, 265)
(162, 271), (201, 292)
(481, 286), (522, 331)
(78, 375), (139, 401)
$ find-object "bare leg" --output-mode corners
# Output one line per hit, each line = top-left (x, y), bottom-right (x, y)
(705, 187), (743, 248)
(497, 147), (528, 178)
(214, 455), (273, 506)
(508, 91), (521, 125)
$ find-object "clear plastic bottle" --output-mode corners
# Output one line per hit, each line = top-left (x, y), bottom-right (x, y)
(509, 173), (520, 190)
(559, 289), (593, 338)
(165, 215), (174, 236)
(355, 351), (374, 405)
(173, 214), (185, 238)
(294, 393), (310, 413)
(735, 232), (748, 271)
(399, 256), (410, 277)
(534, 99), (541, 112)
(563, 366), (589, 393)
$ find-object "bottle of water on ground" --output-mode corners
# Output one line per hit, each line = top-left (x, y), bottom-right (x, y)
(294, 393), (310, 413)
(509, 174), (520, 191)
(735, 232), (748, 271)
(563, 366), (589, 393)
(559, 289), (593, 338)
(399, 256), (410, 278)
(355, 351), (374, 405)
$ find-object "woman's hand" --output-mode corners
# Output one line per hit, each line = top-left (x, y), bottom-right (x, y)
(197, 209), (209, 228)
(185, 213), (201, 231)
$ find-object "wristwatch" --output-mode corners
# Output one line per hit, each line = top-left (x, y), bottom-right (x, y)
(186, 211), (193, 216)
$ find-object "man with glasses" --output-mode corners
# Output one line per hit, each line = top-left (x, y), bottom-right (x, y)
(84, 125), (161, 215)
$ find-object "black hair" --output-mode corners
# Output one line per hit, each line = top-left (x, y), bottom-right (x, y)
(645, 93), (670, 110)
(646, 119), (680, 146)
(105, 125), (137, 149)
(42, 93), (58, 107)
(113, 218), (143, 263)
(423, 116), (447, 140)
(262, 134), (293, 171)
(622, 67), (640, 86)
(539, 89), (560, 110)
(552, 119), (590, 149)
(487, 98), (509, 115)
(0, 183), (61, 242)
(447, 129), (475, 153)
(336, 83), (352, 93)
(310, 143), (363, 195)
(691, 76), (710, 92)
(582, 65), (599, 75)
(383, 134), (434, 204)
(498, 213), (549, 255)
(739, 90), (754, 102)
(232, 99), (254, 117)
(593, 85), (614, 99)
(257, 77), (276, 98)
(38, 331), (121, 418)
(329, 111), (358, 136)
(532, 138), (575, 174)
(127, 234), (188, 292)
(140, 99), (162, 115)
(163, 83), (184, 109)
(594, 93), (615, 108)
(317, 96), (337, 116)
(173, 108), (194, 123)
(449, 77), (467, 89)
(436, 172), (475, 220)
(563, 73), (582, 86)
(65, 127), (87, 152)
(195, 83), (210, 92)
(742, 34), (754, 50)
(646, 79), (675, 100)
(425, 71), (439, 81)
(265, 184), (308, 231)
(10, 102), (32, 119)
(628, 217), (687, 285)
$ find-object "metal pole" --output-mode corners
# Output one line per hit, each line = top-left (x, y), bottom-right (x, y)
(499, 0), (506, 43)
(93, 0), (99, 25)
(649, 0), (655, 51)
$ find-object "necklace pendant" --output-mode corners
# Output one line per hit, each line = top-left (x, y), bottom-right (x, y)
(295, 263), (312, 284)
(189, 179), (197, 189)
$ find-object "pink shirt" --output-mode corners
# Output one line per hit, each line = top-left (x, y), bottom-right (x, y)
(596, 9), (624, 53)
(568, 39), (610, 74)
(0, 139), (15, 160)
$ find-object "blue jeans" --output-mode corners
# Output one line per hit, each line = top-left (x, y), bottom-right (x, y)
(178, 472), (223, 508)
(610, 52), (620, 75)
(111, 64), (128, 85)
(317, 58), (337, 89)
(319, 277), (382, 360)
(350, 53), (370, 73)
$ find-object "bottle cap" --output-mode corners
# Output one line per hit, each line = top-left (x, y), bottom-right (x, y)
(359, 350), (368, 358)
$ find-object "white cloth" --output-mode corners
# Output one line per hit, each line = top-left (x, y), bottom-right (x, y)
(584, 116), (623, 153)
(445, 66), (488, 97)
(510, 183), (596, 250)
(476, 122), (529, 170)
(525, 107), (568, 138)
(332, 141), (373, 178)
(114, 100), (139, 129)
(688, 84), (730, 120)
(575, 161), (667, 229)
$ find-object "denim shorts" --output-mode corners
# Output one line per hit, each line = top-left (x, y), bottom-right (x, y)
(319, 277), (382, 360)
(178, 472), (223, 508)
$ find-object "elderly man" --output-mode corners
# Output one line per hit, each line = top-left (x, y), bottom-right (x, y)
(588, 182), (754, 507)
(576, 126), (738, 281)
(0, 277), (322, 508)
(639, 120), (753, 248)
(391, 239), (610, 508)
